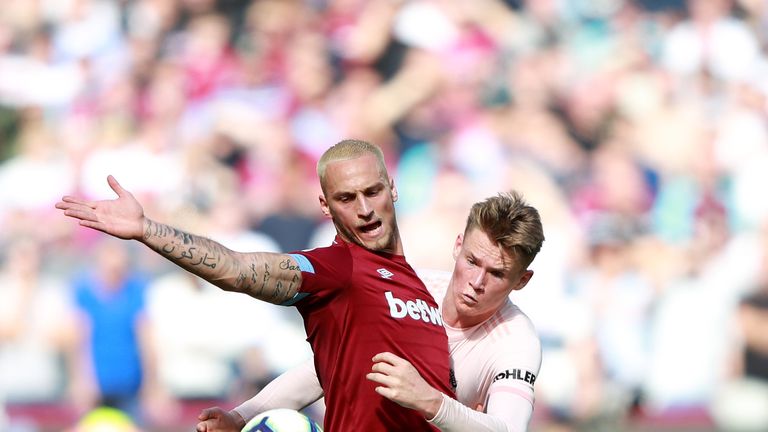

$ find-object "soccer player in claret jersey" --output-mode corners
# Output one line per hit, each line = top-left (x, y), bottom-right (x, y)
(55, 140), (454, 432)
(198, 192), (545, 432)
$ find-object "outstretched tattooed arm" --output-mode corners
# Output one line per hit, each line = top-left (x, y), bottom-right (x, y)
(141, 219), (302, 303)
(56, 175), (303, 305)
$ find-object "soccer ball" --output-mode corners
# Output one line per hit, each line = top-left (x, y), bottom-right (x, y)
(242, 409), (323, 432)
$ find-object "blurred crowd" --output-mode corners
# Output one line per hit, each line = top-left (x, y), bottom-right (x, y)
(1, 0), (768, 431)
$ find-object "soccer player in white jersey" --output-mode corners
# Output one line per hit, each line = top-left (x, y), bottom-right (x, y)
(197, 191), (545, 432)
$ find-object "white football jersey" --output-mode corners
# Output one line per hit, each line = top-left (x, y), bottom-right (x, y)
(417, 268), (542, 432)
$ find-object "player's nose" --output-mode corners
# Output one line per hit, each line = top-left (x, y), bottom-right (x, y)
(356, 196), (373, 218)
(469, 269), (486, 291)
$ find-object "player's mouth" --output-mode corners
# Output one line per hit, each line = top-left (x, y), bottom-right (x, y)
(461, 292), (478, 305)
(359, 220), (382, 237)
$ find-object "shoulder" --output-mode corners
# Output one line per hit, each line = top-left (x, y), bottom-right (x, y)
(487, 302), (541, 351)
(288, 242), (356, 291)
(292, 241), (351, 267)
(415, 268), (451, 300)
(480, 305), (542, 380)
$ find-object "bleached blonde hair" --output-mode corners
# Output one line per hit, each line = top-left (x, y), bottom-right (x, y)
(316, 139), (388, 194)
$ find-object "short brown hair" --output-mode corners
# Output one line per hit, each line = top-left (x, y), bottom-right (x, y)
(316, 139), (388, 193)
(465, 191), (545, 269)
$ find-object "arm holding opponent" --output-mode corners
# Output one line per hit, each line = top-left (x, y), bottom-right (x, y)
(367, 352), (536, 432)
(196, 359), (323, 432)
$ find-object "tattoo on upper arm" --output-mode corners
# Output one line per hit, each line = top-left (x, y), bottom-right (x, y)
(235, 272), (247, 289)
(247, 262), (263, 296)
(261, 263), (271, 291)
(275, 259), (302, 301)
(279, 259), (301, 271)
(249, 263), (259, 285)
(273, 281), (283, 301)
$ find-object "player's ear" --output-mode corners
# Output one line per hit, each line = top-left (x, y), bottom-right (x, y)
(452, 233), (464, 260)
(319, 194), (331, 218)
(511, 270), (533, 291)
(389, 177), (398, 203)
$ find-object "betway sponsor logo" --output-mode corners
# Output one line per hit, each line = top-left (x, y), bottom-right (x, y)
(385, 291), (443, 326)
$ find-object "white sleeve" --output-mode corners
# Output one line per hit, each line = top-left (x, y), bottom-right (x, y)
(431, 303), (541, 432)
(233, 358), (324, 422)
(429, 390), (533, 432)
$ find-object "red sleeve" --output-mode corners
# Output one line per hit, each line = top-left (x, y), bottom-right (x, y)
(288, 242), (352, 308)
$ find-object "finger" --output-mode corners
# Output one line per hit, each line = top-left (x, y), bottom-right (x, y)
(55, 201), (76, 211)
(374, 385), (395, 401)
(63, 208), (99, 222)
(198, 408), (214, 420)
(57, 201), (96, 215)
(372, 351), (402, 365)
(196, 422), (207, 432)
(79, 220), (107, 232)
(107, 175), (127, 197)
(474, 403), (484, 412)
(366, 372), (394, 386)
(58, 196), (96, 208)
(371, 361), (395, 375)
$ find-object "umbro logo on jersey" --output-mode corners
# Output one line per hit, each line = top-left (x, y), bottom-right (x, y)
(377, 268), (394, 279)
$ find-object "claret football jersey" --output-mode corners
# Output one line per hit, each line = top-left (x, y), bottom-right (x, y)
(287, 236), (454, 431)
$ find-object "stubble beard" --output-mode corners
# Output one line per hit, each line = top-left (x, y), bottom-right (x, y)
(335, 220), (398, 254)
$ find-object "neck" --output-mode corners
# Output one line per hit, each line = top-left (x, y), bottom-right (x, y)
(441, 298), (459, 327)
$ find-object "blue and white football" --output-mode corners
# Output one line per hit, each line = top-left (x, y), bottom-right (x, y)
(242, 408), (323, 432)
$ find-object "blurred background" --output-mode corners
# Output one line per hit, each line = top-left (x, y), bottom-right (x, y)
(1, 0), (767, 431)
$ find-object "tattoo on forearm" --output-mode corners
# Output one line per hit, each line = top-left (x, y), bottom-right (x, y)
(200, 253), (218, 268)
(144, 221), (175, 240)
(144, 220), (222, 269)
(142, 220), (300, 302)
(180, 247), (195, 260)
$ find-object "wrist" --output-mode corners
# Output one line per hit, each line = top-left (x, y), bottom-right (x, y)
(140, 218), (150, 241)
(421, 389), (445, 420)
(229, 409), (247, 429)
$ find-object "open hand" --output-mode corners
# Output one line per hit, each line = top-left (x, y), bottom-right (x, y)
(55, 175), (145, 240)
